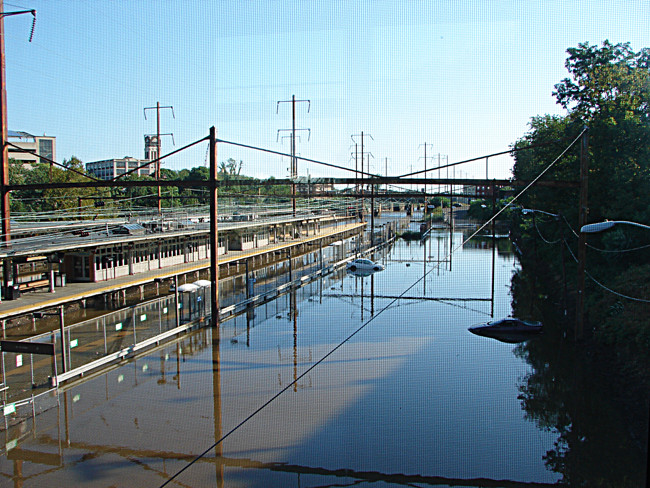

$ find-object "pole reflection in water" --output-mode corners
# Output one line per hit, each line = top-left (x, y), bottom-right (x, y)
(175, 342), (181, 389)
(423, 237), (426, 296)
(371, 272), (374, 317)
(3, 233), (643, 486)
(291, 289), (298, 393)
(246, 308), (254, 347)
(212, 327), (223, 487)
(491, 229), (496, 318)
(360, 271), (364, 320)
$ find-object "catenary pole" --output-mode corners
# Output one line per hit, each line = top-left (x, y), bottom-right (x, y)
(576, 126), (589, 340)
(209, 127), (219, 326)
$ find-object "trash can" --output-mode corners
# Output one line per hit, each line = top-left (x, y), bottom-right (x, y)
(55, 273), (66, 287)
(4, 285), (20, 300)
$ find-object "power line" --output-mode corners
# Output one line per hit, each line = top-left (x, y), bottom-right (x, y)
(558, 214), (650, 252)
(397, 140), (558, 178)
(217, 138), (373, 177)
(159, 128), (588, 487)
(562, 238), (650, 303)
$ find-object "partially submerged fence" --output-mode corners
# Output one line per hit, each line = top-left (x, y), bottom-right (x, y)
(0, 231), (394, 424)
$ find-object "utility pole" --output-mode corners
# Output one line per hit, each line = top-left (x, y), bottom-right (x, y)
(277, 95), (310, 216)
(0, 4), (36, 299)
(209, 127), (219, 327)
(349, 148), (373, 188)
(354, 143), (358, 196)
(351, 132), (373, 220)
(144, 102), (174, 216)
(370, 173), (375, 247)
(383, 157), (393, 193)
(576, 127), (589, 340)
(419, 142), (433, 204)
(0, 3), (9, 249)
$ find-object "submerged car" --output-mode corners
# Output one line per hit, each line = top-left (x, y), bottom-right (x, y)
(346, 258), (384, 272)
(468, 318), (542, 343)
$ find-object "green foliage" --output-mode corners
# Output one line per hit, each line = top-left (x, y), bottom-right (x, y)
(554, 41), (650, 120)
(513, 40), (650, 238)
(218, 158), (242, 178)
(8, 156), (286, 213)
(509, 43), (650, 480)
(10, 157), (99, 216)
(468, 197), (518, 222)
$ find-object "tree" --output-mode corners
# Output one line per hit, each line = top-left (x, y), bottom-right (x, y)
(187, 166), (209, 181)
(218, 158), (242, 179)
(510, 41), (650, 449)
(12, 157), (101, 215)
(121, 174), (157, 208)
(553, 41), (650, 120)
(514, 41), (650, 226)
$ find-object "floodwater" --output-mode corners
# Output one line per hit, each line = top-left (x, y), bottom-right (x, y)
(0, 230), (645, 487)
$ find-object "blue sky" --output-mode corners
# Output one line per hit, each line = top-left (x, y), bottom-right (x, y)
(3, 1), (649, 181)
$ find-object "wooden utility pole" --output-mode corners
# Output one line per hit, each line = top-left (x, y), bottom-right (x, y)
(277, 95), (310, 217)
(370, 178), (375, 246)
(0, 4), (36, 297)
(291, 95), (296, 216)
(419, 142), (433, 197)
(576, 127), (589, 340)
(0, 2), (9, 249)
(351, 131), (373, 220)
(355, 143), (358, 197)
(385, 157), (388, 192)
(360, 131), (365, 212)
(209, 127), (219, 326)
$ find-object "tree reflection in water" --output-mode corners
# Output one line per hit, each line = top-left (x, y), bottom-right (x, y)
(511, 268), (648, 487)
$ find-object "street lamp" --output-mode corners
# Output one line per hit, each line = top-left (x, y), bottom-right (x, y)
(579, 218), (650, 455)
(576, 219), (649, 340)
(581, 220), (650, 233)
(521, 208), (559, 218)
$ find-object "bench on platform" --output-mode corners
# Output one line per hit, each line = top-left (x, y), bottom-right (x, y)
(18, 279), (50, 291)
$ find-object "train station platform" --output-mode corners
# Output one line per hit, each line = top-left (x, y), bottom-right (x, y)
(0, 222), (365, 322)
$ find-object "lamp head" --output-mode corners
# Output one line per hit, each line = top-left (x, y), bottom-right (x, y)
(580, 221), (616, 233)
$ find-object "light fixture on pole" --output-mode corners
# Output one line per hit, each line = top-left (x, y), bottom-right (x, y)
(521, 208), (560, 218)
(581, 220), (650, 233)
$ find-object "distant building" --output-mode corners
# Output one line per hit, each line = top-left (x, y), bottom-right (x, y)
(86, 156), (155, 180)
(86, 135), (157, 180)
(295, 177), (335, 195)
(8, 130), (56, 166)
(144, 135), (159, 161)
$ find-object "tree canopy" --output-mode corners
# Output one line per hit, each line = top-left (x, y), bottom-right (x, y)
(8, 156), (291, 214)
(509, 41), (650, 485)
(513, 40), (650, 225)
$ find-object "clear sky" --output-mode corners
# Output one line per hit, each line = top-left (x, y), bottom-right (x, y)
(3, 1), (648, 181)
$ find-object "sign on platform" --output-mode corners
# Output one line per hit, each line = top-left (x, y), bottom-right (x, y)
(0, 341), (55, 356)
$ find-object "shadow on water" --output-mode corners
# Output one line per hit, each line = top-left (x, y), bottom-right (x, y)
(510, 266), (648, 487)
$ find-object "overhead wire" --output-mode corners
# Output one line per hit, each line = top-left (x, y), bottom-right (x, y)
(159, 128), (588, 488)
(531, 217), (562, 245)
(397, 140), (557, 179)
(558, 214), (650, 252)
(562, 238), (650, 303)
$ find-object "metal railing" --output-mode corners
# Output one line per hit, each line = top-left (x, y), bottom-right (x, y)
(0, 227), (396, 427)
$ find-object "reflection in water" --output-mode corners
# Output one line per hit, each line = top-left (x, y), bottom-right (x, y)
(212, 323), (223, 487)
(1, 233), (645, 486)
(468, 328), (540, 344)
(512, 267), (648, 487)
